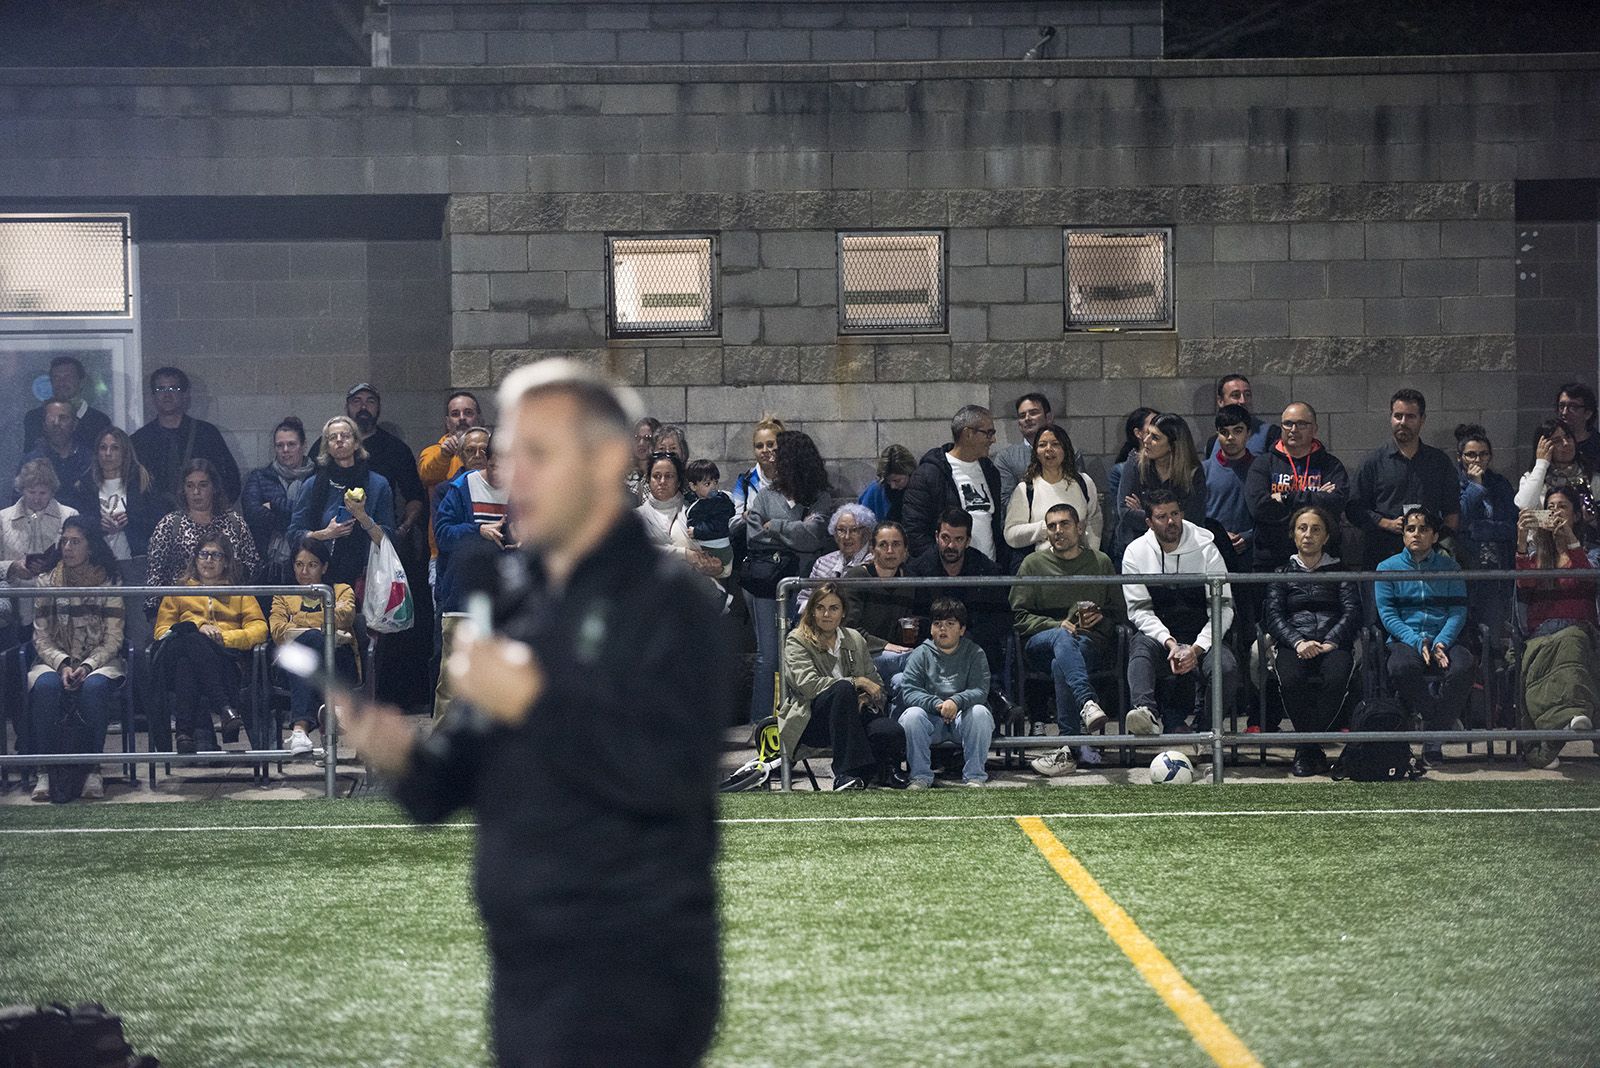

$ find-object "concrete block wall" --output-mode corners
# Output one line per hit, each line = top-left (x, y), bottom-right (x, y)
(386, 1), (1162, 66)
(1514, 220), (1600, 451)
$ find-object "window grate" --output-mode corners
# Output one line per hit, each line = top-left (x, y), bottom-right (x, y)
(838, 231), (945, 334)
(1064, 228), (1172, 329)
(606, 235), (717, 338)
(0, 215), (131, 317)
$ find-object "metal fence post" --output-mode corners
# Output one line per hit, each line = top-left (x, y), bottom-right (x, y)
(319, 582), (337, 799)
(775, 580), (796, 792)
(1209, 576), (1226, 785)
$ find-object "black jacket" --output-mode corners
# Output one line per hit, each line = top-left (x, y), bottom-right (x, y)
(130, 416), (242, 509)
(905, 546), (1011, 672)
(1244, 439), (1349, 571)
(901, 444), (1005, 565)
(841, 561), (916, 654)
(390, 514), (734, 962)
(1263, 555), (1361, 649)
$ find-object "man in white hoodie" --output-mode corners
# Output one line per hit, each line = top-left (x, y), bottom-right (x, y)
(1121, 487), (1238, 736)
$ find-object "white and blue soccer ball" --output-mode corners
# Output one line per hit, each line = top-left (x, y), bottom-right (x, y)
(1149, 750), (1195, 785)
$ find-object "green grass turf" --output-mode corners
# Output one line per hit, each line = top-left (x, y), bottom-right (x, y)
(2, 782), (1598, 1066)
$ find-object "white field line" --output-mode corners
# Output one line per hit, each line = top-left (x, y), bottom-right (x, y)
(1, 805), (1598, 835)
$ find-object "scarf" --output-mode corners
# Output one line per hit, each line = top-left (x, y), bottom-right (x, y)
(271, 457), (316, 489)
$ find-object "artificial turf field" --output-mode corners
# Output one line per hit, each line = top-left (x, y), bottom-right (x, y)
(3, 782), (1599, 1067)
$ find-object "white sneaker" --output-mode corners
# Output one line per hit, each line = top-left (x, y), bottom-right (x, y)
(1080, 700), (1109, 734)
(81, 772), (104, 799)
(1569, 715), (1593, 732)
(1031, 746), (1077, 777)
(906, 779), (931, 790)
(30, 775), (49, 801)
(963, 778), (987, 788)
(1125, 706), (1161, 736)
(287, 727), (315, 757)
(1078, 744), (1103, 767)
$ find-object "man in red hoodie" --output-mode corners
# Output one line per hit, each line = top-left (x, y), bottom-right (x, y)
(1244, 402), (1350, 572)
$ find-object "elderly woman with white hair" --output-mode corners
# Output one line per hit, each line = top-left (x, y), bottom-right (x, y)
(3, 458), (81, 630)
(288, 414), (396, 593)
(796, 502), (875, 610)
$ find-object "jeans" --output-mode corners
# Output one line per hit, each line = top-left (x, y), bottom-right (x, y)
(286, 631), (358, 729)
(29, 671), (117, 756)
(899, 704), (993, 784)
(1023, 629), (1101, 734)
(1386, 641), (1476, 729)
(872, 649), (912, 712)
(744, 590), (778, 723)
(1127, 632), (1239, 730)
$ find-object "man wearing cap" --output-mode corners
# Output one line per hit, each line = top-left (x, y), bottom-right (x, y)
(313, 383), (428, 548)
(130, 365), (242, 506)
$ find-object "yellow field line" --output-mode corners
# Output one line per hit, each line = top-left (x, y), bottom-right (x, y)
(1015, 816), (1263, 1068)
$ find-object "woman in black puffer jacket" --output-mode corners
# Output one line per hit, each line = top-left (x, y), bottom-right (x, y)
(1264, 504), (1361, 777)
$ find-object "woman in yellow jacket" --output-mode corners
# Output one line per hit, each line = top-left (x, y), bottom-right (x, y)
(270, 536), (358, 757)
(153, 535), (268, 753)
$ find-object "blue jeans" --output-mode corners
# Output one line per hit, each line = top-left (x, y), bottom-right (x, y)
(744, 591), (778, 723)
(286, 631), (358, 728)
(1024, 629), (1100, 734)
(872, 649), (912, 712)
(899, 703), (993, 784)
(29, 671), (117, 755)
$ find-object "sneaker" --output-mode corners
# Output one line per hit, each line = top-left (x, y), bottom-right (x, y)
(1524, 742), (1561, 770)
(1079, 700), (1109, 734)
(1030, 746), (1077, 777)
(30, 775), (50, 801)
(963, 778), (987, 788)
(831, 776), (866, 791)
(287, 727), (314, 757)
(1125, 706), (1161, 737)
(81, 772), (104, 799)
(906, 779), (932, 790)
(174, 734), (197, 755)
(1569, 715), (1593, 732)
(1243, 725), (1262, 735)
(1422, 744), (1445, 766)
(1078, 745), (1103, 767)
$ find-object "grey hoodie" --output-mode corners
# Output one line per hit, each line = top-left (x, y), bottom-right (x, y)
(899, 635), (991, 713)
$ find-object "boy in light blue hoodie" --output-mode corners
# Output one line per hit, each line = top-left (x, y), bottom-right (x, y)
(898, 597), (994, 787)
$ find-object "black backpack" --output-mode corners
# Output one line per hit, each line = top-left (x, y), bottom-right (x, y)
(1332, 697), (1424, 782)
(0, 1001), (159, 1067)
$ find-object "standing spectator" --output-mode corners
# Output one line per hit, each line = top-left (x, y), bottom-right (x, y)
(858, 444), (915, 524)
(775, 582), (902, 790)
(3, 459), (80, 628)
(22, 355), (111, 456)
(72, 427), (163, 569)
(994, 392), (1053, 511)
(1348, 389), (1460, 569)
(624, 416), (661, 497)
(743, 430), (832, 722)
(152, 536), (268, 753)
(1513, 418), (1599, 534)
(905, 509), (1010, 685)
(20, 399), (94, 515)
(1012, 503), (1122, 777)
(1375, 506), (1473, 766)
(130, 366), (242, 507)
(1121, 489), (1238, 738)
(1200, 373), (1277, 458)
(1515, 487), (1598, 767)
(290, 415), (396, 592)
(312, 384), (426, 553)
(242, 416), (316, 586)
(902, 404), (1004, 565)
(416, 391), (482, 573)
(898, 597), (994, 788)
(796, 502), (874, 611)
(731, 415), (783, 521)
(1003, 422), (1101, 556)
(635, 452), (727, 578)
(842, 520), (919, 685)
(1244, 403), (1349, 572)
(26, 516), (124, 801)
(1556, 383), (1600, 470)
(144, 458), (259, 614)
(1455, 424), (1518, 637)
(1262, 505), (1361, 777)
(1104, 407), (1158, 528)
(1202, 403), (1257, 560)
(272, 537), (359, 755)
(651, 425), (689, 462)
(433, 436), (514, 722)
(1110, 413), (1207, 566)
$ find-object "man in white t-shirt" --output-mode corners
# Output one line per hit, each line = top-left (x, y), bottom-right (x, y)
(901, 404), (1006, 567)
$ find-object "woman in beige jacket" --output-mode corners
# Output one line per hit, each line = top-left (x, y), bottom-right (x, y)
(775, 582), (904, 790)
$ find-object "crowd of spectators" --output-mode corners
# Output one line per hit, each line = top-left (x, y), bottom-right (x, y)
(4, 355), (1599, 799)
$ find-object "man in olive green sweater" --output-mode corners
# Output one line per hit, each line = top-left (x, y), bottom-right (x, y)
(1010, 502), (1123, 776)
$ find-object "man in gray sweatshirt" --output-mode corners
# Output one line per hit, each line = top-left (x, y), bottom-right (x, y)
(897, 597), (994, 787)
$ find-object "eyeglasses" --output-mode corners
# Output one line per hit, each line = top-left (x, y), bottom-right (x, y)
(1281, 420), (1313, 430)
(196, 550), (225, 560)
(1558, 400), (1589, 412)
(971, 427), (997, 438)
(833, 525), (862, 536)
(1460, 449), (1491, 460)
(153, 385), (187, 394)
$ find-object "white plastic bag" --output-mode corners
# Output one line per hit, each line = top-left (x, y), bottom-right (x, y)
(363, 536), (415, 633)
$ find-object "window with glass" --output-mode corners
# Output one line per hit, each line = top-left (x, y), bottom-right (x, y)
(1063, 227), (1172, 330)
(606, 235), (718, 338)
(0, 214), (132, 317)
(837, 231), (946, 334)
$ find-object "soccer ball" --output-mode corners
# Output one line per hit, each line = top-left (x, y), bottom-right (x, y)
(1149, 750), (1195, 785)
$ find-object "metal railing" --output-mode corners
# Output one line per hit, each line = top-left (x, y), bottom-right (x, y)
(773, 566), (1600, 789)
(2, 583), (342, 798)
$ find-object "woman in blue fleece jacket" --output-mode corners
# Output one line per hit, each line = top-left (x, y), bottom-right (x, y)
(896, 597), (994, 788)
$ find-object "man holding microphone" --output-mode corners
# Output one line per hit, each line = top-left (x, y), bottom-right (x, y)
(340, 360), (734, 1068)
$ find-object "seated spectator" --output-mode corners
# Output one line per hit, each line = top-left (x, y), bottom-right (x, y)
(743, 430), (832, 722)
(684, 459), (737, 573)
(843, 520), (919, 686)
(22, 355), (112, 456)
(626, 416), (662, 497)
(1110, 413), (1207, 567)
(145, 458), (259, 614)
(152, 536), (269, 753)
(905, 508), (1010, 684)
(288, 416), (396, 593)
(775, 582), (903, 790)
(3, 459), (80, 628)
(26, 517), (124, 802)
(1263, 505), (1361, 777)
(20, 399), (94, 515)
(1121, 488), (1238, 737)
(731, 415), (783, 522)
(636, 452), (727, 578)
(434, 437), (515, 721)
(858, 444), (915, 524)
(1514, 418), (1599, 539)
(1012, 503), (1121, 777)
(130, 366), (242, 506)
(1375, 506), (1473, 766)
(903, 404), (1005, 566)
(1202, 403), (1257, 560)
(1003, 422), (1101, 557)
(797, 502), (874, 612)
(1104, 407), (1157, 532)
(72, 427), (163, 571)
(242, 416), (316, 586)
(1244, 403), (1348, 572)
(1515, 486), (1598, 767)
(898, 597), (994, 788)
(270, 537), (358, 757)
(1455, 424), (1518, 637)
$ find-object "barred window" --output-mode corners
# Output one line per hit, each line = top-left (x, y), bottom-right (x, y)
(0, 214), (132, 317)
(1064, 228), (1172, 329)
(606, 235), (717, 338)
(838, 231), (945, 334)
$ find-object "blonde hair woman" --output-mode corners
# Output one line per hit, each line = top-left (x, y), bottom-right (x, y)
(731, 414), (785, 520)
(288, 415), (395, 591)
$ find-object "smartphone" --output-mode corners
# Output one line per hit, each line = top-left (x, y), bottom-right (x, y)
(1532, 508), (1555, 529)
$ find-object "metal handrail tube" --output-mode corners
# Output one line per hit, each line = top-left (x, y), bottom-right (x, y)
(3, 582), (339, 798)
(0, 750), (320, 767)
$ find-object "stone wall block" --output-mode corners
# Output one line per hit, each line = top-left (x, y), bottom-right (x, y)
(447, 195), (489, 234)
(1025, 340), (1102, 379)
(564, 192), (643, 231)
(948, 189), (1027, 227)
(791, 191), (874, 229)
(1329, 183), (1403, 221)
(1253, 261), (1328, 299)
(988, 303), (1063, 341)
(449, 348), (493, 388)
(1327, 260), (1402, 298)
(1289, 222), (1365, 261)
(803, 344), (876, 383)
(1404, 334), (1515, 372)
(1102, 336), (1178, 378)
(1249, 184), (1333, 222)
(951, 342), (1027, 380)
(1102, 186), (1177, 224)
(1404, 182), (1479, 220)
(762, 306), (838, 346)
(1178, 337), (1253, 376)
(876, 344), (952, 382)
(721, 192), (799, 230)
(1176, 185), (1252, 223)
(641, 193), (722, 231)
(1214, 299), (1290, 337)
(526, 232), (603, 272)
(761, 231), (838, 270)
(988, 228), (1061, 267)
(870, 190), (950, 227)
(1214, 223), (1288, 262)
(646, 346), (724, 386)
(1365, 297), (1440, 335)
(914, 381), (989, 420)
(488, 272), (566, 314)
(1288, 299), (1365, 337)
(949, 265), (1026, 304)
(1477, 182), (1515, 220)
(488, 193), (565, 233)
(1365, 221), (1441, 259)
(452, 234), (529, 273)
